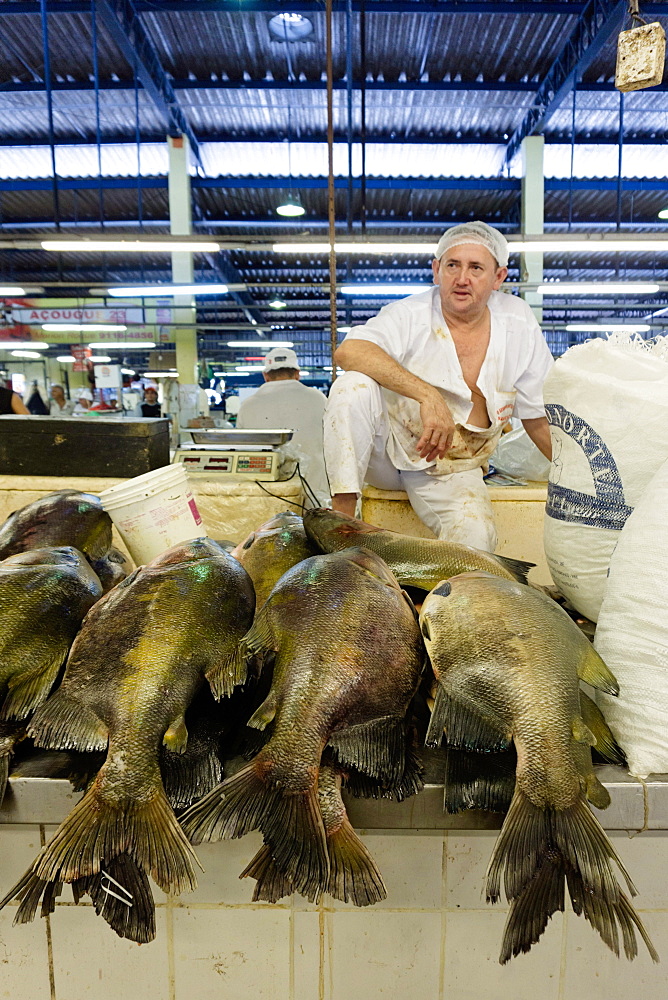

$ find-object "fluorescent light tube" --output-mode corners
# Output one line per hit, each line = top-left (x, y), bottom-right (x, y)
(340, 284), (431, 295)
(565, 323), (651, 332)
(0, 341), (49, 349)
(537, 283), (660, 295)
(11, 350), (42, 358)
(87, 341), (156, 349)
(90, 355), (112, 362)
(121, 368), (136, 375)
(0, 286), (26, 295)
(42, 323), (127, 332)
(142, 371), (179, 378)
(42, 241), (219, 253)
(107, 284), (228, 297)
(235, 365), (265, 372)
(226, 340), (294, 348)
(56, 356), (75, 363)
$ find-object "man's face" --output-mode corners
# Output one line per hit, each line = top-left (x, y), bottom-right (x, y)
(50, 386), (63, 401)
(432, 243), (507, 320)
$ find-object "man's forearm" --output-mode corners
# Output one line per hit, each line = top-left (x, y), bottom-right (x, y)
(522, 416), (552, 461)
(335, 340), (434, 404)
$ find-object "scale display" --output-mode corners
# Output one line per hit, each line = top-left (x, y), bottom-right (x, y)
(173, 449), (280, 478)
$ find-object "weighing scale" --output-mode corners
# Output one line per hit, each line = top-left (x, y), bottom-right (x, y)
(173, 428), (294, 478)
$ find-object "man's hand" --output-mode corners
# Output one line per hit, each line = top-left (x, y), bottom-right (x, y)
(416, 388), (456, 461)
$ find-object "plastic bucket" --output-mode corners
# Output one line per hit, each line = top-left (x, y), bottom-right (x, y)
(98, 463), (205, 564)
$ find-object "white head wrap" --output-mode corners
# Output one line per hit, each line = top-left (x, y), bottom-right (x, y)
(435, 221), (509, 268)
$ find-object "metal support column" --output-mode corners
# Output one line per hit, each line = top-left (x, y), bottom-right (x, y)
(167, 133), (198, 387)
(520, 135), (544, 324)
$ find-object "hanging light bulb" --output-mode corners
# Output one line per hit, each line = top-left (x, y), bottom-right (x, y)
(659, 208), (668, 220)
(276, 194), (305, 218)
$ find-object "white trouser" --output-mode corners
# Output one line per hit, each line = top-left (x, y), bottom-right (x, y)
(324, 371), (497, 551)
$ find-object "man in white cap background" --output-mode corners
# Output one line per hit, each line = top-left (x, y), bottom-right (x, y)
(324, 220), (553, 550)
(236, 346), (329, 505)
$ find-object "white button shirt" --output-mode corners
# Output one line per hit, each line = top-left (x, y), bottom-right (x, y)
(343, 287), (554, 475)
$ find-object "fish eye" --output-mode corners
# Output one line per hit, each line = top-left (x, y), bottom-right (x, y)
(421, 618), (432, 641)
(242, 533), (255, 550)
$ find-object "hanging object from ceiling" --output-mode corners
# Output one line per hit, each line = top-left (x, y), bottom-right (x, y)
(615, 1), (666, 92)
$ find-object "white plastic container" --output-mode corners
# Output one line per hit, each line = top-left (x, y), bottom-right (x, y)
(98, 463), (205, 564)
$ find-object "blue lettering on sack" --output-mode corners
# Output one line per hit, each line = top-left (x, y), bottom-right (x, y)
(545, 404), (633, 530)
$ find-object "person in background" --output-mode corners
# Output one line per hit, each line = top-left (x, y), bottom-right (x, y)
(26, 381), (50, 415)
(0, 380), (29, 415)
(236, 347), (329, 505)
(72, 388), (93, 415)
(139, 386), (161, 418)
(49, 384), (75, 416)
(324, 220), (553, 551)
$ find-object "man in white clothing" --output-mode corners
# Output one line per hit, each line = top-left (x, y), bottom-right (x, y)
(236, 347), (329, 504)
(324, 221), (553, 550)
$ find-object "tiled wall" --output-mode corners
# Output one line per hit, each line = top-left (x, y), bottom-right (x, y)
(0, 825), (666, 1000)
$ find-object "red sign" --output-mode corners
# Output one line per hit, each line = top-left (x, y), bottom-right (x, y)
(70, 344), (92, 372)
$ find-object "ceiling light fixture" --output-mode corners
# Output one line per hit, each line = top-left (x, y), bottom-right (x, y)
(11, 350), (42, 358)
(90, 355), (113, 362)
(56, 355), (75, 363)
(226, 340), (294, 348)
(272, 238), (668, 255)
(0, 286), (26, 296)
(565, 323), (651, 332)
(107, 284), (228, 297)
(268, 11), (314, 41)
(87, 341), (156, 349)
(269, 298), (288, 309)
(659, 209), (668, 220)
(537, 283), (660, 295)
(235, 365), (265, 372)
(41, 240), (219, 253)
(42, 323), (127, 332)
(0, 341), (49, 349)
(142, 371), (180, 378)
(340, 284), (431, 295)
(276, 194), (306, 218)
(121, 368), (136, 375)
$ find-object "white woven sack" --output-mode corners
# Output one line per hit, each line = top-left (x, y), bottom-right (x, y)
(594, 456), (668, 777)
(543, 334), (668, 620)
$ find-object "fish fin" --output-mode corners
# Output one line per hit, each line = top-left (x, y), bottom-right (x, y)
(247, 691), (278, 731)
(578, 646), (619, 696)
(0, 651), (67, 721)
(443, 747), (516, 815)
(28, 692), (108, 752)
(180, 760), (329, 901)
(579, 690), (627, 766)
(5, 871), (53, 924)
(163, 714), (188, 754)
(493, 555), (535, 585)
(240, 724), (273, 759)
(161, 744), (223, 812)
(32, 780), (199, 896)
(206, 617), (273, 700)
(487, 788), (656, 963)
(572, 716), (596, 746)
(240, 843), (296, 904)
(401, 589), (420, 624)
(327, 716), (406, 784)
(342, 734), (424, 803)
(426, 685), (511, 752)
(76, 853), (156, 944)
(326, 813), (386, 907)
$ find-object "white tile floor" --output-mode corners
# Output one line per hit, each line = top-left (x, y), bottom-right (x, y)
(0, 824), (666, 1000)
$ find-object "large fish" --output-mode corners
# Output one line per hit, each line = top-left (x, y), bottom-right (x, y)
(419, 572), (658, 964)
(231, 510), (315, 607)
(180, 546), (424, 906)
(0, 546), (103, 766)
(304, 508), (534, 588)
(0, 538), (255, 935)
(0, 490), (113, 563)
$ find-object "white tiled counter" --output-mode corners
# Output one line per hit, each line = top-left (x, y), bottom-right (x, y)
(0, 774), (666, 1000)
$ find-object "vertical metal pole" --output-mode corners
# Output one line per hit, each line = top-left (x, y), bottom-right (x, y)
(359, 0), (367, 235)
(40, 0), (60, 231)
(568, 81), (577, 233)
(616, 90), (625, 232)
(326, 0), (338, 380)
(345, 0), (354, 234)
(91, 0), (105, 229)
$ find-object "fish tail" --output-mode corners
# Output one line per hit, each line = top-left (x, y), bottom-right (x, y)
(327, 814), (386, 907)
(180, 760), (330, 900)
(240, 843), (296, 904)
(30, 779), (199, 896)
(76, 853), (156, 944)
(493, 555), (535, 585)
(487, 788), (658, 964)
(0, 867), (51, 924)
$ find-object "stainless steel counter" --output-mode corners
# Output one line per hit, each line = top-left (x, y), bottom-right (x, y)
(2, 767), (666, 831)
